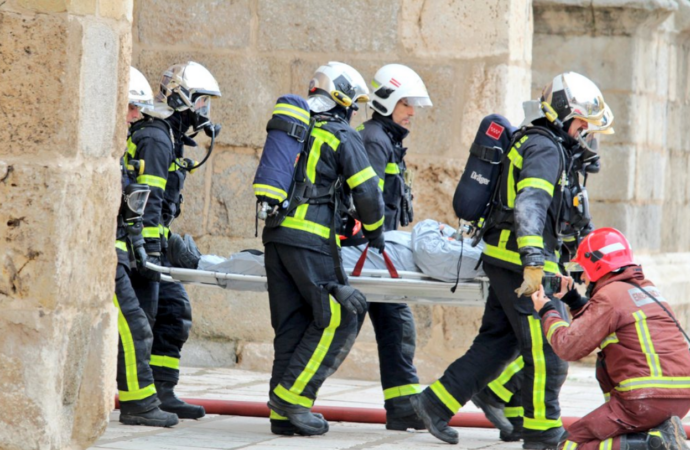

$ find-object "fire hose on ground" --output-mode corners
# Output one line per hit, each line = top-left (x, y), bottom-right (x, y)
(114, 397), (690, 435)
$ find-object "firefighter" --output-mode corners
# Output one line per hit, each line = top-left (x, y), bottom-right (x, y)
(262, 61), (385, 436)
(472, 114), (615, 443)
(411, 72), (611, 447)
(352, 63), (432, 430)
(148, 61), (222, 420)
(532, 227), (690, 450)
(116, 67), (178, 427)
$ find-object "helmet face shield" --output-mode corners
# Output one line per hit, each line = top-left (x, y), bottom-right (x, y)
(193, 95), (212, 119)
(405, 96), (433, 107)
(123, 185), (150, 217)
(542, 72), (607, 126)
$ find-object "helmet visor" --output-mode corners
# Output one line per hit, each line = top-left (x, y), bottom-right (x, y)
(308, 96), (336, 113)
(564, 261), (585, 273)
(405, 96), (433, 107)
(125, 189), (150, 216)
(193, 95), (212, 119)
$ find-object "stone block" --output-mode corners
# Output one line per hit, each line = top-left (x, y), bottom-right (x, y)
(236, 342), (273, 373)
(401, 0), (526, 59)
(258, 0), (398, 53)
(405, 155), (464, 228)
(68, 0), (97, 15)
(181, 337), (238, 368)
(587, 144), (635, 202)
(99, 0), (132, 20)
(633, 33), (671, 97)
(17, 0), (67, 12)
(135, 50), (292, 148)
(168, 143), (213, 237)
(629, 204), (663, 252)
(0, 12), (80, 157)
(206, 146), (261, 238)
(634, 148), (666, 201)
(600, 92), (635, 145)
(589, 201), (633, 235)
(661, 201), (690, 253)
(137, 0), (250, 49)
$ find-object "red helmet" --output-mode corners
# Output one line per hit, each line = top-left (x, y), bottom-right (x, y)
(571, 228), (634, 282)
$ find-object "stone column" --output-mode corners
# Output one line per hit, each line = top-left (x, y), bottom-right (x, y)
(0, 0), (132, 448)
(533, 0), (690, 322)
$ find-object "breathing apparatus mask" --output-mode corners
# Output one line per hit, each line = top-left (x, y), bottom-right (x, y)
(120, 183), (151, 269)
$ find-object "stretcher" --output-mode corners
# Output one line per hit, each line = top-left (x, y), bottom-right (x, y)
(146, 261), (489, 307)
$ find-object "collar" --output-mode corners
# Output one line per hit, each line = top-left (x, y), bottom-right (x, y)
(591, 265), (645, 295)
(372, 112), (409, 143)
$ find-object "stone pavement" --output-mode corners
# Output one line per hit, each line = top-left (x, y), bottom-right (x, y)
(89, 364), (683, 450)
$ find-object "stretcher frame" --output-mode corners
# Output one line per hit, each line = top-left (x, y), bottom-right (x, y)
(147, 262), (489, 307)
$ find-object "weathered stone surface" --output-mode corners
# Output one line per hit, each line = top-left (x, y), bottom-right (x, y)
(169, 142), (213, 237)
(634, 148), (666, 201)
(258, 0), (399, 53)
(69, 0), (97, 15)
(17, 0), (67, 12)
(100, 0), (133, 20)
(587, 144), (635, 202)
(181, 338), (238, 368)
(137, 0), (250, 49)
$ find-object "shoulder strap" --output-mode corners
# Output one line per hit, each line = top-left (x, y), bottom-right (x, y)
(622, 280), (690, 345)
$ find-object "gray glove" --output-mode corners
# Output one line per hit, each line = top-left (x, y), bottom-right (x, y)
(367, 233), (385, 254)
(325, 283), (368, 315)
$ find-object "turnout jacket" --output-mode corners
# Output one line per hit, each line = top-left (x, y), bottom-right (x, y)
(125, 118), (175, 254)
(263, 114), (385, 255)
(540, 266), (690, 400)
(482, 125), (572, 274)
(358, 113), (409, 231)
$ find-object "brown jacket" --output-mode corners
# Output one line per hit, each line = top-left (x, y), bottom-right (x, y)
(541, 265), (690, 400)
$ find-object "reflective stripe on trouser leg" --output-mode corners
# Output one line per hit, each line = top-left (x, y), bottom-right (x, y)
(522, 315), (566, 431)
(488, 356), (525, 403)
(114, 265), (157, 411)
(150, 275), (192, 383)
(429, 380), (462, 415)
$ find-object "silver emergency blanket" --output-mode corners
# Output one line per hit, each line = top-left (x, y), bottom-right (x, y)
(197, 219), (484, 286)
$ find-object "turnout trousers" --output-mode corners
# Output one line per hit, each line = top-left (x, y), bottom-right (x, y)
(359, 302), (420, 417)
(560, 395), (690, 450)
(265, 243), (358, 412)
(423, 262), (568, 437)
(115, 262), (159, 414)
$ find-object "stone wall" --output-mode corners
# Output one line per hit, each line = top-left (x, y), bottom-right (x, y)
(0, 0), (132, 448)
(132, 0), (534, 382)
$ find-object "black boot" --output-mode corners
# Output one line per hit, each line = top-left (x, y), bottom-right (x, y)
(410, 392), (459, 444)
(385, 395), (426, 431)
(501, 417), (523, 442)
(120, 406), (179, 427)
(270, 412), (326, 436)
(648, 416), (689, 450)
(268, 393), (329, 436)
(523, 426), (565, 450)
(155, 381), (206, 419)
(471, 389), (513, 435)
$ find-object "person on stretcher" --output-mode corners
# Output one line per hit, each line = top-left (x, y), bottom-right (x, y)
(164, 219), (485, 283)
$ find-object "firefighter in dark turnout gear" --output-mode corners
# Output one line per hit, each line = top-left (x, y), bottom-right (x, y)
(116, 67), (178, 428)
(351, 64), (433, 431)
(412, 72), (611, 447)
(263, 62), (385, 437)
(148, 61), (222, 420)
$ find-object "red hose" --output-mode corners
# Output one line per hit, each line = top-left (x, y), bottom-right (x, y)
(115, 397), (690, 435)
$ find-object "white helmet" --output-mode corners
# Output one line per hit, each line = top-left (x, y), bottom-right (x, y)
(307, 61), (370, 113)
(369, 64), (432, 116)
(155, 61), (221, 127)
(541, 72), (607, 126)
(129, 66), (153, 112)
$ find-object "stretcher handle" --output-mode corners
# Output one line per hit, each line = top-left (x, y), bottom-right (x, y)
(351, 244), (399, 279)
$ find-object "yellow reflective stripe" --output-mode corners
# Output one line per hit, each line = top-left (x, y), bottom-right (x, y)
(507, 161), (516, 208)
(507, 147), (524, 170)
(504, 406), (524, 418)
(523, 416), (563, 431)
(483, 244), (560, 274)
(615, 376), (690, 391)
(142, 227), (160, 239)
(528, 315), (548, 429)
(600, 332), (619, 349)
(126, 139), (137, 158)
(306, 139), (322, 184)
(517, 235), (544, 249)
(347, 166), (377, 189)
(119, 384), (156, 402)
(269, 409), (289, 420)
(311, 127), (340, 151)
(563, 235), (576, 243)
(294, 204), (308, 220)
(383, 384), (422, 400)
(648, 431), (662, 438)
(499, 229), (511, 249)
(563, 440), (579, 450)
(430, 380), (461, 414)
(363, 216), (384, 232)
(291, 296), (342, 394)
(599, 438), (612, 450)
(633, 310), (662, 377)
(114, 294), (139, 393)
(273, 384), (314, 408)
(281, 216), (330, 240)
(378, 178), (384, 191)
(517, 178), (555, 197)
(273, 103), (310, 125)
(385, 163), (400, 174)
(546, 321), (569, 344)
(253, 184), (288, 202)
(162, 226), (170, 239)
(137, 174), (166, 190)
(115, 240), (128, 252)
(488, 356), (524, 402)
(150, 355), (180, 370)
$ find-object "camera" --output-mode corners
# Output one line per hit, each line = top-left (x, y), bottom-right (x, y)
(542, 275), (561, 296)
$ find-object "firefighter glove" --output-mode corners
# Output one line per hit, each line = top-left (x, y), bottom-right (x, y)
(325, 283), (367, 315)
(368, 234), (386, 254)
(515, 266), (544, 298)
(138, 252), (162, 282)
